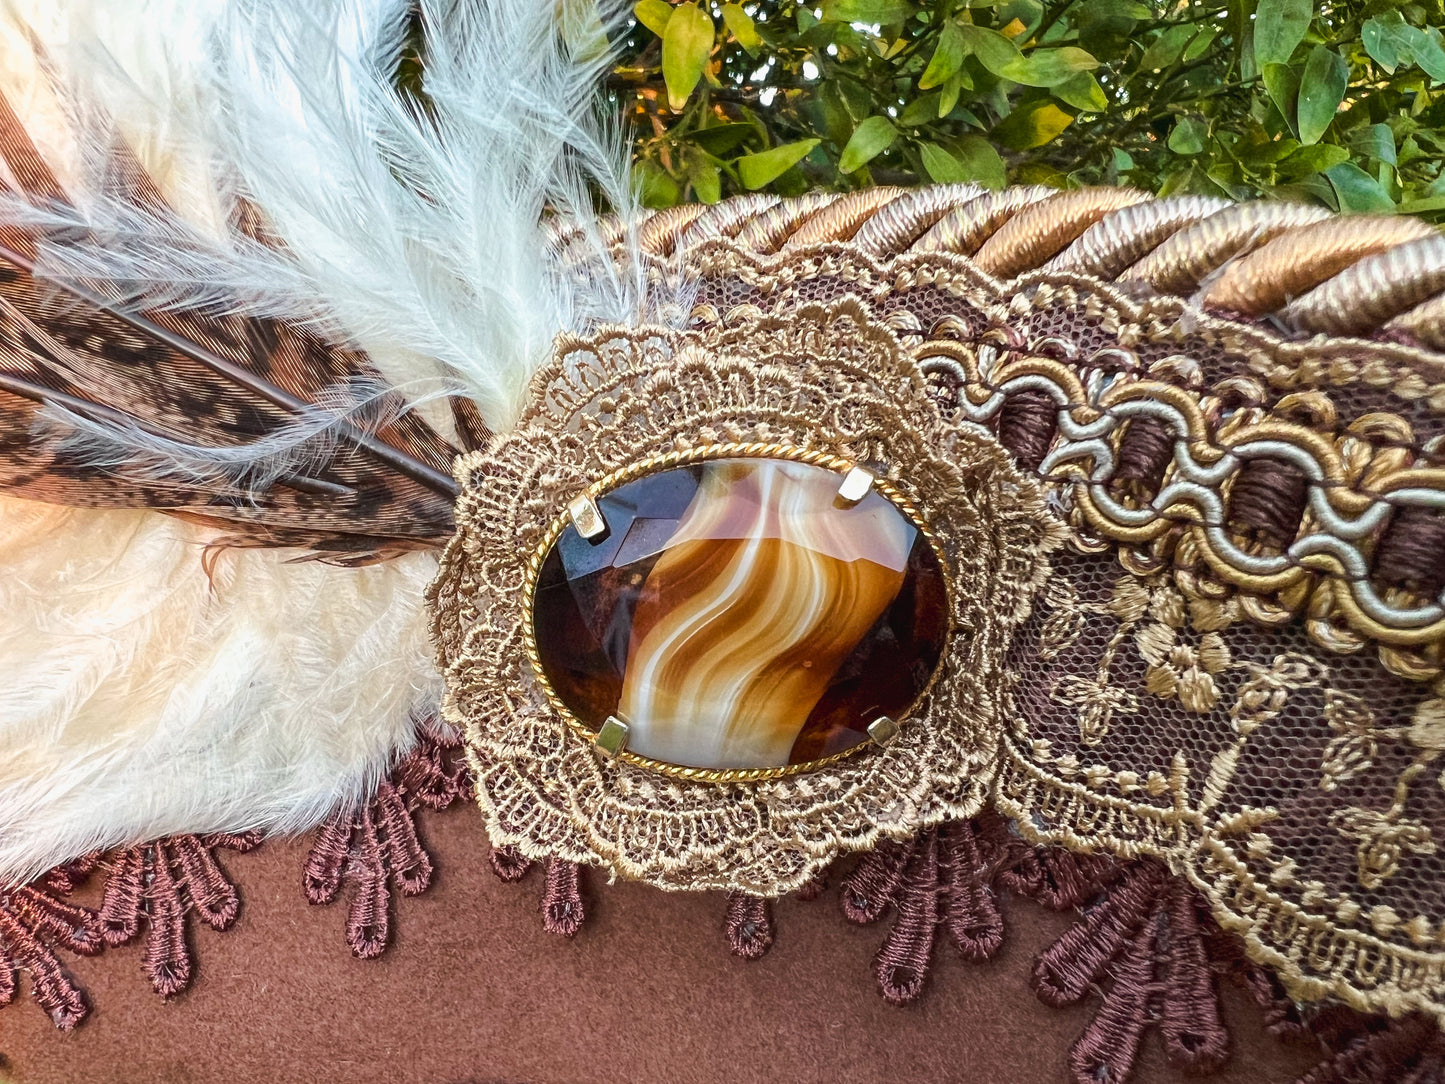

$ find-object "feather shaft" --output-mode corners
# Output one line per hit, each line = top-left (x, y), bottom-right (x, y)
(0, 239), (459, 499)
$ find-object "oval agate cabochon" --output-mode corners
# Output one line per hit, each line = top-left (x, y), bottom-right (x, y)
(530, 458), (950, 772)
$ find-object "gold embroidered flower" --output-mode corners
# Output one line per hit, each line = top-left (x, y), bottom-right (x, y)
(1407, 698), (1445, 792)
(1332, 804), (1437, 891)
(1112, 579), (1235, 714)
(1228, 653), (1322, 736)
(1054, 673), (1138, 746)
(1410, 699), (1445, 754)
(1320, 690), (1401, 792)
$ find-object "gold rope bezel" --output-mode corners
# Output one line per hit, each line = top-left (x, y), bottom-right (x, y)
(520, 441), (953, 783)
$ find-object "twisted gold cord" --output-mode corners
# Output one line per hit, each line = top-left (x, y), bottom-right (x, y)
(625, 187), (1445, 343)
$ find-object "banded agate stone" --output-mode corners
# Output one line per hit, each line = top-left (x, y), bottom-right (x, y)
(531, 458), (948, 772)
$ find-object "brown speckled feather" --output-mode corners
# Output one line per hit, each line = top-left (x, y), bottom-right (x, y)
(0, 91), (460, 561)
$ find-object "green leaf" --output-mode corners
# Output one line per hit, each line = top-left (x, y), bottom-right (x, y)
(1277, 142), (1349, 180)
(1325, 161), (1396, 213)
(1000, 46), (1099, 88)
(920, 23), (966, 90)
(899, 93), (942, 127)
(1051, 71), (1106, 112)
(817, 0), (916, 24)
(1262, 62), (1302, 132)
(918, 141), (971, 183)
(955, 135), (1007, 188)
(1297, 46), (1348, 144)
(938, 71), (966, 117)
(690, 122), (756, 155)
(1077, 0), (1151, 57)
(720, 4), (763, 54)
(838, 116), (898, 173)
(737, 139), (820, 189)
(1362, 11), (1413, 73)
(957, 25), (1024, 78)
(1184, 26), (1220, 62)
(997, 0), (1045, 38)
(1398, 194), (1445, 214)
(1415, 27), (1445, 83)
(633, 161), (680, 209)
(1139, 25), (1198, 71)
(1168, 116), (1207, 155)
(817, 83), (854, 145)
(993, 101), (1073, 149)
(1085, 0), (1151, 18)
(633, 0), (672, 38)
(690, 161), (722, 204)
(1353, 122), (1398, 166)
(1254, 0), (1312, 68)
(662, 3), (715, 111)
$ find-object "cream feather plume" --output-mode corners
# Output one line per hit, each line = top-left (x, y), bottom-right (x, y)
(24, 0), (647, 429)
(0, 0), (649, 883)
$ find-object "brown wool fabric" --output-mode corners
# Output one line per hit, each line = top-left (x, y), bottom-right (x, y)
(1, 808), (1321, 1084)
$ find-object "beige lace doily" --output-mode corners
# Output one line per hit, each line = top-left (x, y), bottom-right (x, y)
(430, 299), (1061, 895)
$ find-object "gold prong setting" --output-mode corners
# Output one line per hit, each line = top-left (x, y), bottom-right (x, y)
(867, 716), (901, 748)
(594, 715), (630, 757)
(837, 465), (876, 504)
(567, 494), (607, 540)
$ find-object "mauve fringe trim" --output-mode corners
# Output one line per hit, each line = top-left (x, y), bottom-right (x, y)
(724, 893), (774, 960)
(95, 833), (258, 998)
(541, 858), (585, 938)
(5, 805), (1444, 1084)
(302, 718), (470, 959)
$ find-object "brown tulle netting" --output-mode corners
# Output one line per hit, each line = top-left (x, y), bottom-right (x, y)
(436, 190), (1445, 1027)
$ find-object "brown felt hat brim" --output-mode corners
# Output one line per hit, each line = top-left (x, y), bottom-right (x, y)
(0, 806), (1323, 1084)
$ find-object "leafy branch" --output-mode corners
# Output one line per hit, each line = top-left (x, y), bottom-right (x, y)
(613, 0), (1445, 221)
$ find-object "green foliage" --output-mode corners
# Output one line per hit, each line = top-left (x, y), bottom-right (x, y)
(612, 1), (1445, 220)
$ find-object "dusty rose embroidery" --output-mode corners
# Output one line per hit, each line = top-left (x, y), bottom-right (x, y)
(1299, 1010), (1444, 1083)
(303, 719), (469, 958)
(98, 832), (260, 997)
(485, 846), (589, 938)
(0, 857), (101, 1029)
(723, 893), (774, 961)
(839, 815), (1115, 1004)
(1032, 862), (1231, 1083)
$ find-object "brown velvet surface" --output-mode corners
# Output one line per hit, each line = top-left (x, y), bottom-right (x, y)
(0, 807), (1323, 1084)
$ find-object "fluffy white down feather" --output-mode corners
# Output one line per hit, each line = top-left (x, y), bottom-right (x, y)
(0, 0), (642, 881)
(0, 497), (439, 885)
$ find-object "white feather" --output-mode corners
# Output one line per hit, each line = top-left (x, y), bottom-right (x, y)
(0, 495), (439, 885)
(15, 0), (646, 430)
(0, 0), (652, 883)
(7, 0), (648, 430)
(196, 0), (644, 428)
